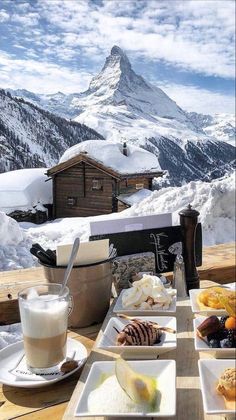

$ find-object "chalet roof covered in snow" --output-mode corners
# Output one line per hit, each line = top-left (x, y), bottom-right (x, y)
(0, 168), (52, 213)
(48, 140), (162, 177)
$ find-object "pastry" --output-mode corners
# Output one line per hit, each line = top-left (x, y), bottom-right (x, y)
(216, 367), (236, 410)
(197, 287), (236, 310)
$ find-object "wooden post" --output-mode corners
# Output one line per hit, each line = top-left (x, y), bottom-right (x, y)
(179, 204), (200, 294)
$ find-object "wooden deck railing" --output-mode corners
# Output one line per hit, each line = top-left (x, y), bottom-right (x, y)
(0, 242), (235, 325)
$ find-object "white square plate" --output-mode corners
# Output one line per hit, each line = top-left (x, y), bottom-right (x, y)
(74, 360), (176, 417)
(198, 359), (236, 415)
(189, 289), (228, 316)
(193, 317), (235, 358)
(113, 290), (176, 315)
(96, 316), (177, 358)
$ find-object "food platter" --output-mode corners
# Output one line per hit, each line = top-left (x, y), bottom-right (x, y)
(193, 317), (235, 358)
(189, 289), (228, 315)
(96, 316), (177, 358)
(198, 359), (236, 415)
(113, 290), (176, 315)
(74, 360), (176, 417)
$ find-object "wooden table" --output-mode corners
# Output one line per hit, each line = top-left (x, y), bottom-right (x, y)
(1, 280), (234, 420)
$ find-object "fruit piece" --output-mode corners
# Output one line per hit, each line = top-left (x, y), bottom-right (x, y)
(220, 316), (229, 327)
(225, 316), (236, 330)
(115, 358), (157, 409)
(197, 315), (221, 338)
(220, 338), (232, 348)
(209, 339), (220, 348)
(207, 329), (227, 342)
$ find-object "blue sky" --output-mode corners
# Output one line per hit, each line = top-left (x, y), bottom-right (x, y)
(0, 0), (235, 114)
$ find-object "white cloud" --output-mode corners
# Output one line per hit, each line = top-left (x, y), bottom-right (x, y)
(33, 0), (235, 79)
(158, 82), (235, 115)
(0, 0), (234, 116)
(0, 50), (92, 94)
(0, 9), (9, 22)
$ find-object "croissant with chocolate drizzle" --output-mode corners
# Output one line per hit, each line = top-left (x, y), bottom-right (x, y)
(114, 315), (176, 346)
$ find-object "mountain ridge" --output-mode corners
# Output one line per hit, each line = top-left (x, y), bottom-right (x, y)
(3, 46), (235, 184)
(0, 89), (103, 173)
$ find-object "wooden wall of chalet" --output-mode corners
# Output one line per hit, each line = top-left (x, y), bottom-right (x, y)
(53, 162), (115, 218)
(118, 177), (151, 195)
(117, 201), (129, 212)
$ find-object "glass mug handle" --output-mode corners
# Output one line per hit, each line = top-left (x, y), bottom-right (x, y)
(68, 295), (74, 315)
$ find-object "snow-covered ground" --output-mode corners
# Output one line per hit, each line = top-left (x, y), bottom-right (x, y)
(0, 172), (234, 272)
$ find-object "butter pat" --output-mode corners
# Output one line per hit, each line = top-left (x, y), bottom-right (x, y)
(56, 239), (109, 266)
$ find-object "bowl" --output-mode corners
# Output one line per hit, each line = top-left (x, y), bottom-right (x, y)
(96, 316), (177, 358)
(74, 360), (176, 417)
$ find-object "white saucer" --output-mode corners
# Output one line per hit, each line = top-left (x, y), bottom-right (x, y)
(0, 337), (87, 388)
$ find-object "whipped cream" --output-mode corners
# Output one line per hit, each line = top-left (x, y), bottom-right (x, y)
(19, 294), (68, 338)
(122, 274), (176, 310)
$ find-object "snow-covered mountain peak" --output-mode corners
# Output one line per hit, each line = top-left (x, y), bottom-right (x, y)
(88, 45), (133, 94)
(78, 45), (188, 124)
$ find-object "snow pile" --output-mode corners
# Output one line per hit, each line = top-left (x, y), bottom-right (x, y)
(118, 189), (152, 206)
(59, 140), (161, 174)
(0, 212), (24, 245)
(0, 168), (52, 213)
(123, 172), (235, 246)
(0, 173), (234, 271)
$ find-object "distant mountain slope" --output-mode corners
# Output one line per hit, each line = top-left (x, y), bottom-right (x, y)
(0, 89), (103, 173)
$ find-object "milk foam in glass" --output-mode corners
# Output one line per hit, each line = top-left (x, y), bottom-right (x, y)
(18, 284), (69, 370)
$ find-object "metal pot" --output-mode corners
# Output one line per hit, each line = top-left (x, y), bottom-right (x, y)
(41, 258), (113, 328)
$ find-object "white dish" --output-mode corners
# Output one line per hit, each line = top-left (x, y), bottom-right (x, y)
(0, 338), (87, 388)
(198, 359), (236, 415)
(113, 290), (176, 315)
(193, 317), (235, 358)
(74, 360), (176, 417)
(189, 289), (228, 315)
(96, 316), (177, 358)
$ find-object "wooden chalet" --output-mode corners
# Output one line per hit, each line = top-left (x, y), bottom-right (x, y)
(47, 142), (163, 218)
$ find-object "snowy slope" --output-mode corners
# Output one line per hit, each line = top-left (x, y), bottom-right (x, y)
(0, 171), (234, 271)
(188, 112), (235, 146)
(0, 89), (103, 173)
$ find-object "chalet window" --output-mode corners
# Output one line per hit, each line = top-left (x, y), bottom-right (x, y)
(92, 178), (103, 191)
(136, 183), (144, 190)
(67, 196), (77, 207)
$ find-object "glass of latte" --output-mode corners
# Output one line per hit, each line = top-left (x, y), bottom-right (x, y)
(18, 284), (69, 370)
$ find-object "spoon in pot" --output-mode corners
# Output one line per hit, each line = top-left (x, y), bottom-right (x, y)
(59, 237), (80, 296)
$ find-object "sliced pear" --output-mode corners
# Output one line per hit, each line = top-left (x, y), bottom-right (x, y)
(115, 358), (157, 410)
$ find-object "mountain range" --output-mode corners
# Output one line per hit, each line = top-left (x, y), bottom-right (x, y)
(0, 89), (103, 173)
(2, 45), (235, 185)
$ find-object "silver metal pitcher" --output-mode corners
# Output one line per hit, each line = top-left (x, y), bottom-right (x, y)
(41, 258), (113, 328)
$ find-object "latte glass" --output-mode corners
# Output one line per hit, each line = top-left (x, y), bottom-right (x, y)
(18, 284), (69, 370)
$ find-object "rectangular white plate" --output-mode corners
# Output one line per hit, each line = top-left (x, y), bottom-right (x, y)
(113, 290), (176, 315)
(198, 359), (236, 415)
(193, 317), (235, 358)
(74, 360), (176, 417)
(96, 316), (177, 358)
(189, 289), (228, 316)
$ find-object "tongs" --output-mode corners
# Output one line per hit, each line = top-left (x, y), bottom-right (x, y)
(30, 243), (56, 266)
